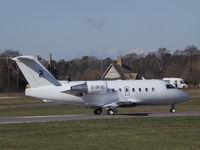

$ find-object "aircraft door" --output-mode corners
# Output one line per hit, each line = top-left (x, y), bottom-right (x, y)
(124, 86), (130, 96)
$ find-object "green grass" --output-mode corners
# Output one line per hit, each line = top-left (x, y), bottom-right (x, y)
(0, 96), (41, 105)
(0, 117), (200, 150)
(0, 105), (91, 117)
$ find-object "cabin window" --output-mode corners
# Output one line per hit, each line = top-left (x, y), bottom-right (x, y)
(124, 87), (130, 96)
(152, 88), (155, 92)
(139, 88), (141, 92)
(145, 88), (148, 92)
(132, 88), (135, 92)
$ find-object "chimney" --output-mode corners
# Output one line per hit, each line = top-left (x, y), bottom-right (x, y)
(36, 55), (41, 61)
(117, 56), (122, 66)
(48, 53), (52, 67)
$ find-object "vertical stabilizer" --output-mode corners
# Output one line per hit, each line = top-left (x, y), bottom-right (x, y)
(12, 56), (61, 88)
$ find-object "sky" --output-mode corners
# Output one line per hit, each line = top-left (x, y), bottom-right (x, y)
(0, 0), (200, 60)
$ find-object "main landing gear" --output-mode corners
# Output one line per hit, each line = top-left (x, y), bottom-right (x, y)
(93, 108), (118, 115)
(170, 104), (176, 113)
(107, 108), (118, 115)
(94, 108), (102, 115)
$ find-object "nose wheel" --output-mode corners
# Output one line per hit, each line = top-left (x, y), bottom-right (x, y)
(170, 104), (176, 113)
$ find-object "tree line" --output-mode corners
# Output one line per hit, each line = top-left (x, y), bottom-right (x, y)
(0, 45), (200, 92)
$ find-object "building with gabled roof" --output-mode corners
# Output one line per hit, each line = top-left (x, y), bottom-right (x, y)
(102, 56), (140, 80)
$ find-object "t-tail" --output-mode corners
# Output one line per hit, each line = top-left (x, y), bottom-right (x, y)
(12, 56), (61, 88)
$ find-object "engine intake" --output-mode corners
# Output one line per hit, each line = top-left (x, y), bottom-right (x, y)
(71, 82), (88, 94)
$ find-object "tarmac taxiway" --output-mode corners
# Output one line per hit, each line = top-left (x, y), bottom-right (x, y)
(0, 111), (200, 124)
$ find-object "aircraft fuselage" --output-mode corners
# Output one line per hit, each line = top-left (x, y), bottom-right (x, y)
(25, 80), (189, 107)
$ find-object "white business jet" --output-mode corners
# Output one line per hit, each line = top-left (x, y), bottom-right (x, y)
(13, 56), (190, 115)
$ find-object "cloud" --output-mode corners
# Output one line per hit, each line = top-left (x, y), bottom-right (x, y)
(78, 47), (154, 60)
(77, 48), (118, 59)
(127, 48), (147, 55)
(87, 18), (104, 28)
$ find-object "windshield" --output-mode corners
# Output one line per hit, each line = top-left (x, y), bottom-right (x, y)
(180, 80), (185, 84)
(166, 84), (176, 89)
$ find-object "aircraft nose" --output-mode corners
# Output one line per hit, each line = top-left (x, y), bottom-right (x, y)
(180, 91), (190, 101)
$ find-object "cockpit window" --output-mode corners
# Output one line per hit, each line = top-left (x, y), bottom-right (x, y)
(166, 84), (176, 89)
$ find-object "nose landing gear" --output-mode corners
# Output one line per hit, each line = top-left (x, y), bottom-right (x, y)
(170, 104), (176, 113)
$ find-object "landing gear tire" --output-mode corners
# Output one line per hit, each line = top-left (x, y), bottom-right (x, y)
(94, 108), (102, 115)
(107, 109), (117, 115)
(170, 104), (176, 113)
(170, 108), (176, 113)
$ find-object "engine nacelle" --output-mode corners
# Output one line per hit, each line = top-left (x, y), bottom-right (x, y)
(87, 81), (107, 94)
(71, 81), (107, 95)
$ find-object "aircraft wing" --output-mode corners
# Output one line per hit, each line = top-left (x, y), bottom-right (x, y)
(81, 89), (126, 107)
(82, 89), (139, 107)
(62, 88), (137, 107)
(61, 82), (138, 107)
